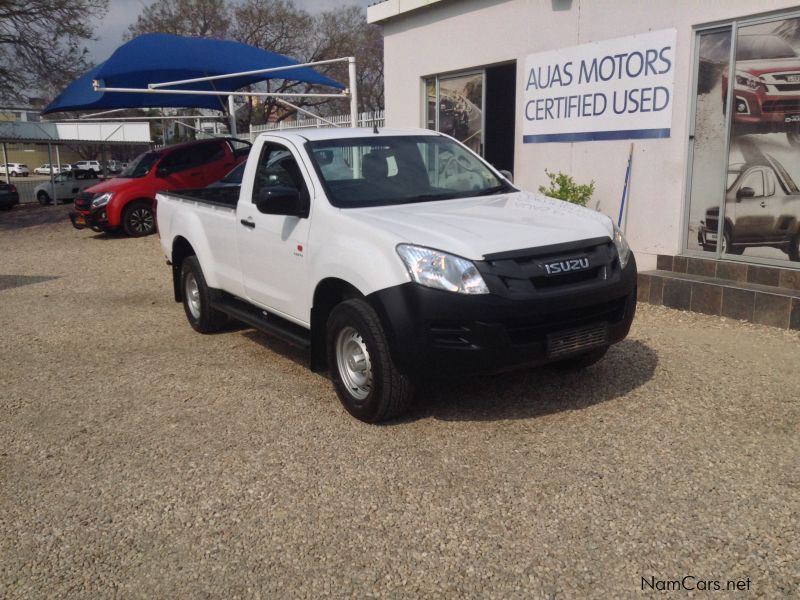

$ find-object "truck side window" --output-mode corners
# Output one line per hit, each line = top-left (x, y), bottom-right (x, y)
(160, 147), (195, 173)
(253, 143), (308, 199)
(740, 170), (764, 197)
(764, 169), (776, 196)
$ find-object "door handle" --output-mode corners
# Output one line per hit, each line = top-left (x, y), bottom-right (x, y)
(240, 218), (255, 229)
(760, 201), (766, 208)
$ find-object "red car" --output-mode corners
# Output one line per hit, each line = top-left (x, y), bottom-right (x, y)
(723, 34), (800, 146)
(69, 138), (249, 236)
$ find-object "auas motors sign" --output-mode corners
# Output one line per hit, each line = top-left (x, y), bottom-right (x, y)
(522, 29), (677, 143)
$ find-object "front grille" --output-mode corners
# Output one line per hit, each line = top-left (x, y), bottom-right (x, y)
(476, 237), (617, 299)
(426, 296), (628, 349)
(762, 99), (800, 113)
(74, 192), (96, 210)
(503, 296), (626, 345)
(547, 323), (609, 357)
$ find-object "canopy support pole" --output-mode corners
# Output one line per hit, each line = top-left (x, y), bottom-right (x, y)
(348, 57), (358, 128)
(1, 143), (9, 184)
(47, 143), (58, 205)
(228, 96), (237, 137)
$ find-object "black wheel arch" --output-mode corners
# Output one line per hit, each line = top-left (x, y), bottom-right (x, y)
(171, 236), (196, 302)
(310, 278), (365, 372)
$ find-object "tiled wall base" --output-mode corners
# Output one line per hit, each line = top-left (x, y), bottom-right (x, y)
(639, 255), (800, 330)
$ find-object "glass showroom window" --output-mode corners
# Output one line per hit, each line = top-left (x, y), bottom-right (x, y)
(423, 72), (485, 155)
(686, 10), (800, 266)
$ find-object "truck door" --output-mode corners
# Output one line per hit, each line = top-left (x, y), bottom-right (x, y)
(236, 140), (312, 324)
(731, 168), (770, 242)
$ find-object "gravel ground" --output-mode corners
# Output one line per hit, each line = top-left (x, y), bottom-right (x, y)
(1, 205), (798, 598)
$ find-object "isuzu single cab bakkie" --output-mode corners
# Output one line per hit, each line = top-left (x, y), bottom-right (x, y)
(156, 128), (637, 423)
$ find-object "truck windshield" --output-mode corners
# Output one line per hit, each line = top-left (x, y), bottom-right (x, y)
(118, 152), (161, 178)
(305, 135), (513, 208)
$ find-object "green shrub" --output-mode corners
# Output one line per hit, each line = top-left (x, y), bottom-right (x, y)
(537, 169), (595, 207)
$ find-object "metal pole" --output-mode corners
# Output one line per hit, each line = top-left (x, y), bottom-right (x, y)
(228, 95), (237, 137)
(47, 143), (58, 205)
(1, 143), (9, 184)
(55, 146), (62, 173)
(348, 57), (358, 128)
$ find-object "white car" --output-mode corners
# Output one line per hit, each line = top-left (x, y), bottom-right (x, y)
(34, 164), (63, 175)
(0, 163), (30, 177)
(73, 160), (102, 173)
(34, 169), (100, 205)
(156, 128), (637, 423)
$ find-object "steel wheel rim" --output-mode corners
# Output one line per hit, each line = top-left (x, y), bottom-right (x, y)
(721, 234), (728, 254)
(335, 326), (372, 401)
(130, 208), (153, 233)
(185, 272), (201, 319)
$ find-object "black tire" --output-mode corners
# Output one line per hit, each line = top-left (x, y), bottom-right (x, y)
(787, 132), (800, 148)
(121, 200), (155, 236)
(326, 298), (414, 423)
(552, 346), (609, 370)
(180, 256), (227, 333)
(722, 228), (744, 255)
(37, 191), (51, 205)
(788, 233), (800, 262)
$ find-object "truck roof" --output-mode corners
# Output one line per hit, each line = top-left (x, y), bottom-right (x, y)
(260, 127), (438, 142)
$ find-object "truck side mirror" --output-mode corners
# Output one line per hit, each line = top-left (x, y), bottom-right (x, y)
(499, 169), (513, 183)
(736, 186), (755, 200)
(254, 186), (309, 218)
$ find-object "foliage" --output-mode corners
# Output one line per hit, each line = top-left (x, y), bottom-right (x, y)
(537, 169), (595, 206)
(0, 0), (109, 105)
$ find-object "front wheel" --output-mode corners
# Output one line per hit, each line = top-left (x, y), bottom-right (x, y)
(37, 191), (51, 205)
(721, 228), (744, 255)
(180, 256), (228, 333)
(121, 200), (155, 236)
(326, 299), (414, 423)
(787, 132), (800, 148)
(788, 233), (800, 262)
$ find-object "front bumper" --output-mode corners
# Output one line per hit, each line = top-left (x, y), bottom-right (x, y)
(69, 207), (111, 232)
(368, 255), (638, 377)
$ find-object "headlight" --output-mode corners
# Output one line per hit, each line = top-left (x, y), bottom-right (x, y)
(396, 244), (489, 294)
(91, 192), (113, 208)
(734, 70), (762, 90)
(612, 223), (631, 269)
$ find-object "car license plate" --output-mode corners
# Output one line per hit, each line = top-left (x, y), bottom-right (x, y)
(706, 232), (717, 241)
(74, 214), (86, 225)
(787, 74), (800, 83)
(784, 114), (800, 123)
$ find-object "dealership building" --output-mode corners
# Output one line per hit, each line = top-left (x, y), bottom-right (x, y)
(368, 0), (800, 328)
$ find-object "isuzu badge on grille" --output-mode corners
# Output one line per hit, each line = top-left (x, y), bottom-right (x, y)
(543, 257), (590, 275)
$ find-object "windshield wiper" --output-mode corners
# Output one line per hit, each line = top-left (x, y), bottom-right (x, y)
(475, 185), (511, 196)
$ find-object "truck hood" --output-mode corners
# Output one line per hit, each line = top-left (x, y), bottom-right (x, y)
(83, 177), (141, 194)
(345, 191), (614, 260)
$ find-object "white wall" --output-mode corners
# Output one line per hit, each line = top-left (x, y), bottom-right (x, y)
(376, 0), (800, 269)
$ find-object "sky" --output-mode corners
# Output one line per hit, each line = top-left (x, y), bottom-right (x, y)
(87, 0), (375, 62)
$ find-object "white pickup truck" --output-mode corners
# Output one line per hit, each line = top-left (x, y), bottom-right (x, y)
(156, 128), (637, 423)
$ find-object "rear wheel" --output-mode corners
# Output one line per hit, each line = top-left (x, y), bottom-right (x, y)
(326, 298), (414, 423)
(37, 191), (51, 205)
(121, 200), (155, 236)
(180, 256), (227, 333)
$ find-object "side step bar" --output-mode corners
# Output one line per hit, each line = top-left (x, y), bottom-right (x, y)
(210, 291), (311, 349)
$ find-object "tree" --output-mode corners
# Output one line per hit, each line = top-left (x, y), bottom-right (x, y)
(0, 0), (109, 105)
(125, 0), (231, 39)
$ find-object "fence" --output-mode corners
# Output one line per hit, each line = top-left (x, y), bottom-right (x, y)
(245, 110), (385, 141)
